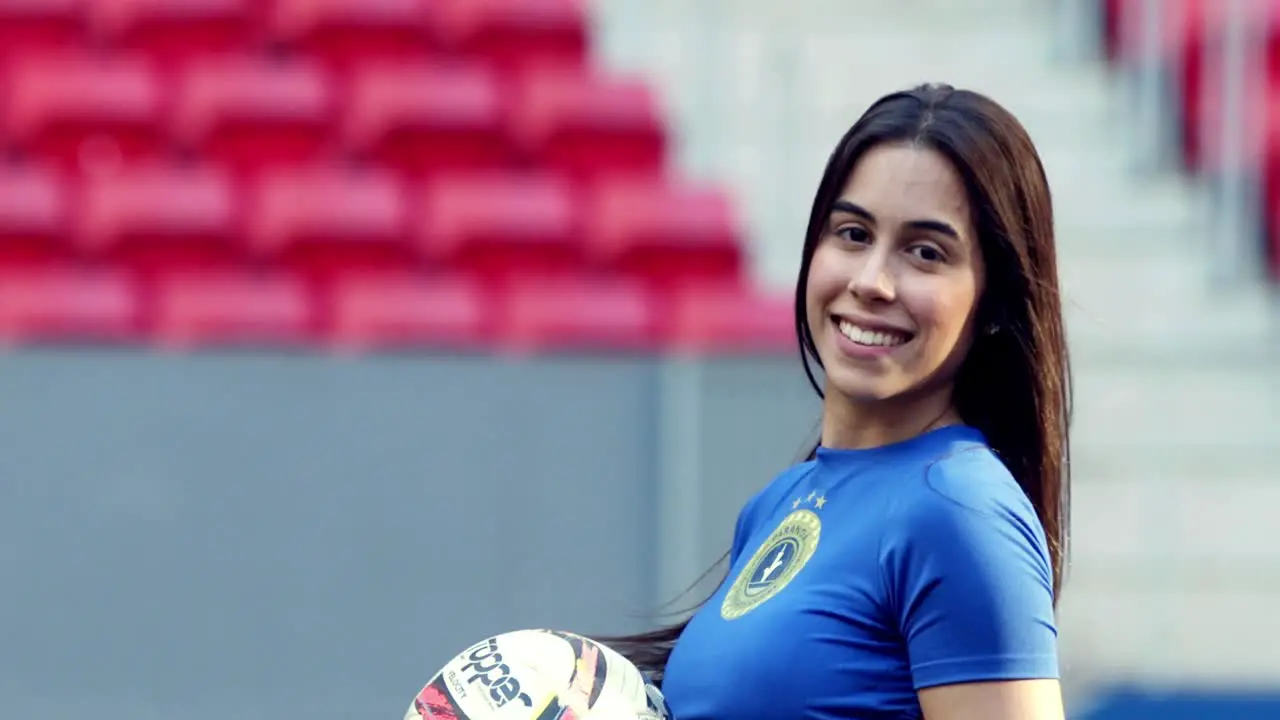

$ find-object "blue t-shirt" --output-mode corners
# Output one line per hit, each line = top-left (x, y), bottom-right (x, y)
(660, 425), (1058, 719)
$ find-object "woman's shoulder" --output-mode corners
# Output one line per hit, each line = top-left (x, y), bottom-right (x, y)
(885, 445), (1048, 558)
(919, 445), (1032, 516)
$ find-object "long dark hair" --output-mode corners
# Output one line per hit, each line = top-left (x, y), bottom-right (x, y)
(608, 83), (1072, 685)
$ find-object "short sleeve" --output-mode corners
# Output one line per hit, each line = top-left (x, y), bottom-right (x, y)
(880, 454), (1059, 690)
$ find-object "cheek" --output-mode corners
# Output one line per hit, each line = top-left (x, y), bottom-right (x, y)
(804, 249), (842, 323)
(912, 281), (979, 347)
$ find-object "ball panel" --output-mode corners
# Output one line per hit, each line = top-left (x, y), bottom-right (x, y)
(412, 676), (467, 720)
(404, 629), (669, 720)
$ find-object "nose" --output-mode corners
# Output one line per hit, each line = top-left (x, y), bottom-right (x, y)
(847, 250), (896, 303)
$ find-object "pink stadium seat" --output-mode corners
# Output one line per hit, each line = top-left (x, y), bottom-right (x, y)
(270, 0), (439, 71)
(88, 0), (256, 70)
(3, 54), (165, 172)
(1101, 0), (1122, 60)
(510, 68), (666, 181)
(71, 163), (239, 276)
(244, 166), (414, 280)
(666, 285), (793, 355)
(498, 276), (659, 353)
(340, 62), (511, 178)
(0, 0), (86, 64)
(0, 164), (71, 268)
(151, 269), (315, 348)
(326, 271), (490, 351)
(0, 0), (769, 354)
(584, 178), (744, 289)
(171, 57), (336, 175)
(1107, 0), (1280, 170)
(0, 265), (141, 343)
(415, 171), (583, 281)
(436, 0), (587, 76)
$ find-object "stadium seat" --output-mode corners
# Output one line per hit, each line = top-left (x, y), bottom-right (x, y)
(244, 166), (414, 280)
(0, 164), (72, 268)
(270, 0), (439, 71)
(584, 178), (745, 290)
(2, 54), (165, 172)
(0, 0), (86, 64)
(510, 68), (667, 181)
(340, 62), (511, 178)
(1178, 2), (1278, 171)
(498, 276), (659, 353)
(326, 271), (490, 351)
(71, 163), (239, 276)
(435, 0), (588, 76)
(666, 285), (793, 355)
(88, 0), (256, 70)
(1107, 0), (1279, 170)
(0, 0), (770, 356)
(170, 57), (336, 175)
(0, 265), (141, 344)
(415, 171), (583, 281)
(151, 269), (315, 348)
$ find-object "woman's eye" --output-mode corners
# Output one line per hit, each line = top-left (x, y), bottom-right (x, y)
(909, 244), (945, 263)
(837, 226), (870, 244)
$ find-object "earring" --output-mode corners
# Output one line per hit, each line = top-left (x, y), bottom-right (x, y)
(983, 323), (1000, 336)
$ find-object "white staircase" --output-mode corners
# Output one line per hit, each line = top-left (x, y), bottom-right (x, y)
(594, 0), (1279, 695)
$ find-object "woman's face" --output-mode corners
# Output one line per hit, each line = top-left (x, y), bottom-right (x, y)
(805, 142), (986, 407)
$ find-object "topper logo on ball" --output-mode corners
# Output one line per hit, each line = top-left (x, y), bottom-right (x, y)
(460, 637), (535, 708)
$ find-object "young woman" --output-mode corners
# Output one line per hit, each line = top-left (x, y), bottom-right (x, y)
(612, 84), (1071, 719)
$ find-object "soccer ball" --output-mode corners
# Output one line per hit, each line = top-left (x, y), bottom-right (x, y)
(404, 628), (672, 720)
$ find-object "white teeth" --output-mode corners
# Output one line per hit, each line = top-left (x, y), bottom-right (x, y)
(838, 320), (908, 347)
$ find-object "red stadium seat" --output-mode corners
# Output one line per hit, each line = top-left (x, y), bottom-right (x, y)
(72, 163), (239, 276)
(151, 269), (315, 348)
(0, 265), (141, 344)
(0, 0), (86, 64)
(270, 0), (439, 71)
(584, 178), (744, 289)
(498, 276), (659, 353)
(2, 54), (165, 172)
(0, 164), (71, 268)
(416, 171), (583, 281)
(171, 58), (336, 175)
(326, 271), (490, 351)
(666, 285), (793, 355)
(341, 62), (511, 178)
(1101, 0), (1122, 61)
(1107, 0), (1280, 169)
(88, 0), (256, 70)
(245, 166), (414, 280)
(436, 0), (587, 76)
(511, 68), (666, 181)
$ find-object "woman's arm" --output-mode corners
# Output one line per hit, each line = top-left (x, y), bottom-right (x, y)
(918, 679), (1065, 720)
(881, 455), (1062, 716)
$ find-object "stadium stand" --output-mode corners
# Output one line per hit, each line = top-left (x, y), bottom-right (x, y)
(0, 0), (790, 354)
(1102, 0), (1280, 277)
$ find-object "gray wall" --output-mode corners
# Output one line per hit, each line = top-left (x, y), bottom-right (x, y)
(0, 350), (817, 719)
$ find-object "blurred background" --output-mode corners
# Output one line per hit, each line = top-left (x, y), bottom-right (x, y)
(0, 0), (1275, 718)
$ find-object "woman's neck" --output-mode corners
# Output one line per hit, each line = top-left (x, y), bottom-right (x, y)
(820, 387), (962, 450)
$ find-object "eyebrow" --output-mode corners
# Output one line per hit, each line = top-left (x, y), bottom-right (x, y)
(830, 199), (961, 240)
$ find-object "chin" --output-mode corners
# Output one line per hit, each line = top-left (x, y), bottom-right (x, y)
(824, 368), (905, 404)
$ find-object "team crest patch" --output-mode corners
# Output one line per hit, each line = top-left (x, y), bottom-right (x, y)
(720, 508), (821, 620)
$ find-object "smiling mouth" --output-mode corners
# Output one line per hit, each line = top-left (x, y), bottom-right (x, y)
(834, 317), (912, 348)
